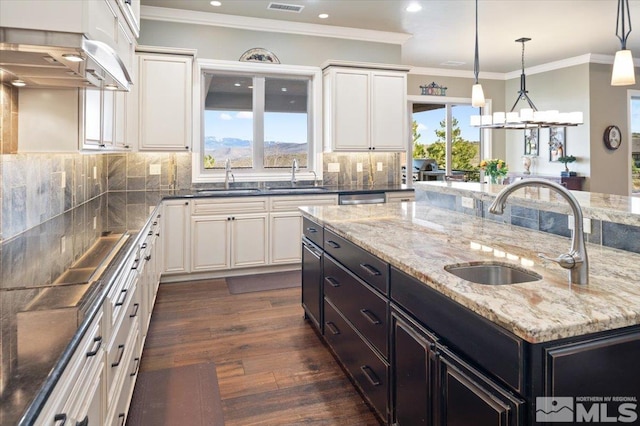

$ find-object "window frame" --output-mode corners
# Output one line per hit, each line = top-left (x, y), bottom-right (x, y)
(192, 59), (323, 184)
(407, 95), (492, 175)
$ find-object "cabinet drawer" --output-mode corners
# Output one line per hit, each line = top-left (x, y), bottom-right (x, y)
(324, 299), (388, 419)
(390, 267), (524, 394)
(270, 195), (338, 211)
(192, 197), (268, 215)
(106, 283), (140, 404)
(302, 217), (323, 247)
(324, 229), (388, 295)
(324, 255), (388, 358)
(107, 267), (139, 334)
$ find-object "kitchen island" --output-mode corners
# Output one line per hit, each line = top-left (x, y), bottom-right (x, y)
(300, 200), (640, 425)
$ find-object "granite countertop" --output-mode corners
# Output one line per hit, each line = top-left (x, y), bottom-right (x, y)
(300, 202), (640, 344)
(164, 183), (414, 198)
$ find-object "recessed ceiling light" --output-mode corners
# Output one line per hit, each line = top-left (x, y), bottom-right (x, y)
(210, 1), (222, 6)
(11, 79), (26, 87)
(62, 53), (84, 62)
(234, 83), (241, 87)
(406, 3), (422, 12)
(318, 13), (329, 19)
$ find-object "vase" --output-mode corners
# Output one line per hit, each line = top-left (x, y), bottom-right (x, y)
(489, 175), (504, 184)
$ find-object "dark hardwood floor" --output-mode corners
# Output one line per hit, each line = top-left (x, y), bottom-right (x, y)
(138, 278), (381, 425)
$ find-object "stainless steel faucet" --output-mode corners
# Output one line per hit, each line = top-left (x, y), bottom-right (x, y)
(291, 158), (299, 185)
(488, 178), (589, 285)
(224, 159), (235, 189)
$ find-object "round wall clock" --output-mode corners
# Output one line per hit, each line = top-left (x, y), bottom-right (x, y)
(603, 125), (622, 150)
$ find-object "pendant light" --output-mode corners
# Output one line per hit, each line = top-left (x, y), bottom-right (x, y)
(611, 0), (636, 86)
(470, 38), (583, 129)
(471, 0), (485, 107)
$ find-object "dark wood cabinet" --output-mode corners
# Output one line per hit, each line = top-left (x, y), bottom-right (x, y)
(439, 347), (524, 426)
(391, 309), (437, 426)
(301, 238), (322, 329)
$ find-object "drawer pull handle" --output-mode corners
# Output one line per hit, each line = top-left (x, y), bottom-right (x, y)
(75, 415), (88, 426)
(360, 365), (381, 386)
(118, 413), (126, 426)
(141, 243), (147, 249)
(359, 263), (381, 276)
(131, 260), (139, 270)
(112, 344), (125, 368)
(115, 288), (128, 307)
(326, 322), (340, 335)
(145, 254), (152, 261)
(306, 227), (318, 233)
(326, 240), (340, 249)
(129, 303), (139, 318)
(54, 413), (67, 425)
(325, 276), (340, 287)
(86, 336), (102, 357)
(130, 357), (140, 377)
(359, 308), (381, 325)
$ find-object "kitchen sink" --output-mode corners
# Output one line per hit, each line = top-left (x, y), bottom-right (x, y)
(266, 186), (329, 193)
(444, 262), (541, 285)
(196, 188), (261, 196)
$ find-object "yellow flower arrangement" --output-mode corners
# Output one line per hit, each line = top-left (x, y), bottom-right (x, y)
(479, 159), (508, 183)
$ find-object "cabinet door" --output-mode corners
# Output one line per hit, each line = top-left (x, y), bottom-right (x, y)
(270, 212), (302, 264)
(231, 214), (268, 267)
(113, 90), (128, 149)
(370, 71), (406, 151)
(439, 347), (523, 426)
(138, 54), (192, 151)
(302, 240), (322, 328)
(330, 70), (370, 151)
(191, 216), (230, 271)
(85, 89), (102, 146)
(102, 89), (115, 146)
(163, 200), (190, 274)
(392, 310), (437, 426)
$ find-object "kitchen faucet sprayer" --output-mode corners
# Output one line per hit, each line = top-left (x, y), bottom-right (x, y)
(489, 178), (589, 285)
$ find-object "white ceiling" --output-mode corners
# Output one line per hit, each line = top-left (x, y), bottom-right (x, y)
(140, 0), (640, 74)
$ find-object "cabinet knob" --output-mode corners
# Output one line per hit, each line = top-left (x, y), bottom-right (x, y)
(184, 202), (189, 205)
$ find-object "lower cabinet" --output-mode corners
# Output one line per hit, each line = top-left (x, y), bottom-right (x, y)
(324, 299), (389, 420)
(301, 237), (323, 328)
(163, 199), (191, 274)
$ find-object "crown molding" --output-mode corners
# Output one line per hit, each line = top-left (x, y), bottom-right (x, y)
(140, 5), (412, 45)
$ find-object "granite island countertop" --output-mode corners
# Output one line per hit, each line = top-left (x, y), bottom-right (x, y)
(300, 202), (640, 344)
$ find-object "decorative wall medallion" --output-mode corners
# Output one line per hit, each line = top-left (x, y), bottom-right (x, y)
(239, 48), (280, 64)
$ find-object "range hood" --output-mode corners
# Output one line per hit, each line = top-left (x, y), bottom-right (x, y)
(0, 27), (132, 90)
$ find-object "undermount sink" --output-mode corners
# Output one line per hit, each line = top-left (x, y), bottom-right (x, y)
(444, 262), (542, 285)
(266, 186), (329, 193)
(197, 188), (261, 195)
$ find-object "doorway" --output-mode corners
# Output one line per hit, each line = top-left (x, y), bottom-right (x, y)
(630, 95), (640, 196)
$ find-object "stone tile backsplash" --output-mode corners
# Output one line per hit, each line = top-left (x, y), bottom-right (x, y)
(0, 152), (192, 242)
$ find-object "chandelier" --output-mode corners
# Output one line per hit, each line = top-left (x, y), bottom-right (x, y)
(470, 38), (583, 129)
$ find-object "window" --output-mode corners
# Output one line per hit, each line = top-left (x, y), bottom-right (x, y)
(411, 102), (482, 182)
(194, 61), (321, 183)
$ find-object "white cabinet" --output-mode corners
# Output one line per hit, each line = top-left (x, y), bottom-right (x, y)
(137, 51), (194, 151)
(323, 63), (408, 152)
(82, 89), (130, 150)
(190, 198), (269, 272)
(269, 195), (338, 264)
(163, 199), (191, 274)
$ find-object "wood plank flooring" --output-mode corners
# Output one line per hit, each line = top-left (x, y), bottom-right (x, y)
(138, 278), (381, 425)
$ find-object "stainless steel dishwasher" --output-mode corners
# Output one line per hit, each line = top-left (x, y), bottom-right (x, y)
(338, 192), (386, 205)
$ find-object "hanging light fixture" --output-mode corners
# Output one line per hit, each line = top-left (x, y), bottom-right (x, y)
(611, 0), (635, 86)
(470, 38), (583, 129)
(471, 0), (485, 107)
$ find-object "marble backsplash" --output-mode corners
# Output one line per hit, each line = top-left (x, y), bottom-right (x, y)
(322, 152), (401, 187)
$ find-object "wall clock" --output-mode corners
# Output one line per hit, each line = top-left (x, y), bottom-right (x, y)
(603, 125), (622, 150)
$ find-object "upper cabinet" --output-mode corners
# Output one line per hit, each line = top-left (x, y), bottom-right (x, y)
(136, 48), (195, 152)
(323, 61), (409, 152)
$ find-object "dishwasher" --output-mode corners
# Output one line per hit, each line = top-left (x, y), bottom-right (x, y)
(338, 192), (386, 205)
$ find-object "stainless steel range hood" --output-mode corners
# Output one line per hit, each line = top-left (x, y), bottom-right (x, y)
(0, 27), (132, 90)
